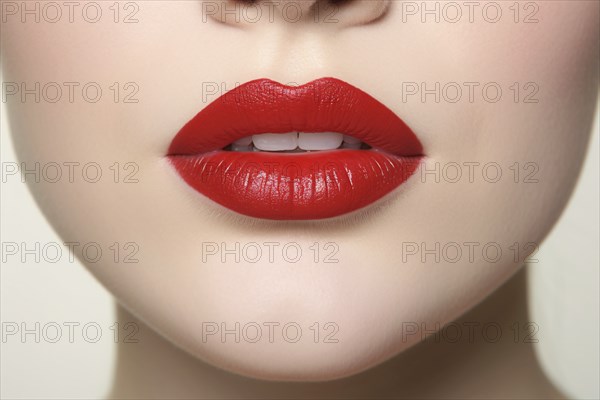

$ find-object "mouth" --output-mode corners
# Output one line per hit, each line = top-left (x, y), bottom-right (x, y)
(167, 78), (423, 220)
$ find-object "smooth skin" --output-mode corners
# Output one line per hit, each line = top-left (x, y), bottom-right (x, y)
(2, 0), (598, 397)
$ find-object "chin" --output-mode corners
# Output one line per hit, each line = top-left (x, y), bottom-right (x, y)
(172, 327), (404, 382)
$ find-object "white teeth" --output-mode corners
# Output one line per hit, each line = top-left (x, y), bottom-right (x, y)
(233, 136), (253, 146)
(342, 135), (361, 145)
(252, 133), (298, 151)
(228, 132), (367, 152)
(298, 132), (343, 151)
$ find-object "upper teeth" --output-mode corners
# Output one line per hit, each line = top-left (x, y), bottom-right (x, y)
(252, 132), (299, 151)
(230, 132), (365, 152)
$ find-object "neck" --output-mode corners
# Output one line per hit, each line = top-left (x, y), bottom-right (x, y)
(108, 268), (564, 399)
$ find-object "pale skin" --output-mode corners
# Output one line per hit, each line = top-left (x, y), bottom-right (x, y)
(1, 0), (598, 398)
(108, 269), (566, 399)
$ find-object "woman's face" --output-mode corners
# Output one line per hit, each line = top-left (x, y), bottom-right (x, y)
(2, 0), (598, 380)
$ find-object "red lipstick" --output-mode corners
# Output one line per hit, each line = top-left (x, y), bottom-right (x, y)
(168, 78), (423, 220)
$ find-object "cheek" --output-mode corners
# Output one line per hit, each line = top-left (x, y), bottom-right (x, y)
(1, 1), (257, 168)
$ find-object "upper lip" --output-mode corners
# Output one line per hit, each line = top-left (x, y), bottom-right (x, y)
(168, 77), (423, 156)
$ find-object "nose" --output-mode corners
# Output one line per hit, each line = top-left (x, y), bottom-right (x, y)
(203, 0), (390, 28)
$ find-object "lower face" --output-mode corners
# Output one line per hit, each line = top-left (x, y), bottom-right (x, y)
(2, 0), (598, 380)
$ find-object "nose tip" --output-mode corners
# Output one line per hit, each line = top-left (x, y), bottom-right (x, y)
(204, 0), (391, 28)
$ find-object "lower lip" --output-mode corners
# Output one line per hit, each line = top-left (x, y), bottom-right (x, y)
(169, 150), (422, 220)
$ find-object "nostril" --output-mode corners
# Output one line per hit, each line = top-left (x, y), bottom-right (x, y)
(333, 0), (390, 26)
(230, 0), (257, 5)
(313, 0), (390, 27)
